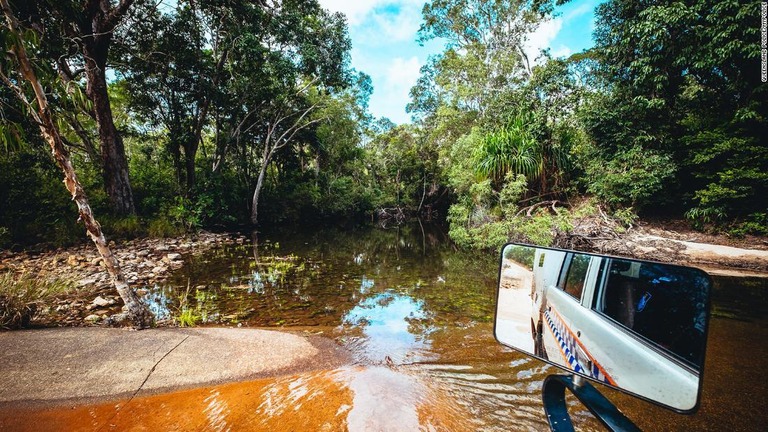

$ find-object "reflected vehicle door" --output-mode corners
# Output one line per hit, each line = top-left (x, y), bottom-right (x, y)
(544, 254), (700, 410)
(496, 243), (711, 413)
(541, 253), (603, 377)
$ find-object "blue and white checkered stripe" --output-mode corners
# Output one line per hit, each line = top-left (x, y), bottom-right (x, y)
(544, 309), (612, 385)
(545, 309), (585, 374)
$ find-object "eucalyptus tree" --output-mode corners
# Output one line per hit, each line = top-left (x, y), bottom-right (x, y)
(410, 0), (555, 123)
(306, 72), (376, 218)
(220, 1), (351, 226)
(0, 0), (153, 327)
(118, 0), (352, 224)
(9, 0), (140, 215)
(118, 0), (234, 195)
(410, 0), (576, 198)
(366, 124), (442, 215)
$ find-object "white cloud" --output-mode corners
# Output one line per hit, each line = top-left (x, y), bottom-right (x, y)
(319, 0), (384, 25)
(564, 2), (595, 21)
(368, 56), (421, 123)
(369, 5), (422, 43)
(319, 0), (424, 26)
(320, 0), (429, 123)
(384, 56), (421, 88)
(524, 17), (567, 63)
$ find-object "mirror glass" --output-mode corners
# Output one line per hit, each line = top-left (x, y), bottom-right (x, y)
(494, 243), (711, 412)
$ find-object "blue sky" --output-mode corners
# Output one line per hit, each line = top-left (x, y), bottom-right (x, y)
(318, 1), (601, 124)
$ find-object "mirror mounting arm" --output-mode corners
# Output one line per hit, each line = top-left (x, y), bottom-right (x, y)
(542, 374), (642, 432)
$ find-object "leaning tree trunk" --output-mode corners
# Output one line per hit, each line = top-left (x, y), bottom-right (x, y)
(250, 150), (270, 226)
(1, 0), (152, 328)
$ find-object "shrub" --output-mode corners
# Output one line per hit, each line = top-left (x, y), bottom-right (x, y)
(0, 272), (72, 329)
(726, 213), (768, 238)
(148, 217), (183, 238)
(101, 215), (146, 238)
(176, 307), (200, 327)
(582, 144), (676, 210)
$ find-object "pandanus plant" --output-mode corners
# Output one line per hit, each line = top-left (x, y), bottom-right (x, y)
(475, 114), (573, 195)
(475, 115), (542, 185)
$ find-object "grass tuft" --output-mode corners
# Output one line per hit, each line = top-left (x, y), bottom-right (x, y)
(0, 272), (72, 329)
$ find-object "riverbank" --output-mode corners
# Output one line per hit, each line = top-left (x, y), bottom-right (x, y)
(0, 232), (240, 327)
(595, 220), (768, 272)
(0, 222), (766, 329)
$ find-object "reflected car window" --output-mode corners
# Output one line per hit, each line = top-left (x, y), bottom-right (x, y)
(599, 259), (708, 367)
(562, 253), (590, 300)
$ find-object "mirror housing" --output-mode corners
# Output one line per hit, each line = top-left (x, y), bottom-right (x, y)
(494, 243), (712, 413)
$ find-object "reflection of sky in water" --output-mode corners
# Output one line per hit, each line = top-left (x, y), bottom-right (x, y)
(342, 292), (433, 365)
(142, 284), (172, 320)
(359, 276), (374, 294)
(249, 271), (265, 294)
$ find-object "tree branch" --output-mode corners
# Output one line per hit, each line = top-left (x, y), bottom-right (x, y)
(106, 0), (137, 30)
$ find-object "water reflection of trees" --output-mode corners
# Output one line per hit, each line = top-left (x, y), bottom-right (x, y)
(163, 224), (497, 327)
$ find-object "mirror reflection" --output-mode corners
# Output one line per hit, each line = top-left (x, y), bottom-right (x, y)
(495, 243), (711, 412)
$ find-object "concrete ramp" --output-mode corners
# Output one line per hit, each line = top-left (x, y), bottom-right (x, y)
(0, 327), (342, 406)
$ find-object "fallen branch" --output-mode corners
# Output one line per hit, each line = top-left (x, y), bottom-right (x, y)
(516, 200), (564, 218)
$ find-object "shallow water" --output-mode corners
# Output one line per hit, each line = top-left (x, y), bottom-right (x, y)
(3, 224), (767, 431)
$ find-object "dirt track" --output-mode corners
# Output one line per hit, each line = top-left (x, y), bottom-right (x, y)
(594, 232), (768, 272)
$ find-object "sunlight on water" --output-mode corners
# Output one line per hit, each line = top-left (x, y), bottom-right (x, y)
(3, 225), (766, 431)
(203, 390), (231, 432)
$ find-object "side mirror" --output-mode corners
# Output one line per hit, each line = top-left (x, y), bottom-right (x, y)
(494, 243), (712, 413)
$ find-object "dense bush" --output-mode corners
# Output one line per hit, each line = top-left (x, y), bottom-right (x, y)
(0, 150), (82, 247)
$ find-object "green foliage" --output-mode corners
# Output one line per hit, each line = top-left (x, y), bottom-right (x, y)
(176, 307), (200, 327)
(365, 124), (443, 215)
(147, 217), (183, 238)
(503, 245), (535, 269)
(0, 273), (72, 329)
(174, 284), (200, 327)
(166, 197), (203, 232)
(448, 206), (512, 250)
(0, 123), (25, 152)
(499, 173), (527, 218)
(128, 141), (179, 217)
(101, 216), (145, 238)
(585, 0), (768, 223)
(727, 213), (768, 237)
(0, 149), (82, 246)
(448, 170), (570, 249)
(685, 206), (727, 229)
(510, 210), (572, 246)
(612, 207), (639, 231)
(2, 0), (764, 247)
(475, 115), (541, 183)
(582, 144), (676, 209)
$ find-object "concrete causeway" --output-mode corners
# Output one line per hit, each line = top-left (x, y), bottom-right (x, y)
(0, 327), (346, 407)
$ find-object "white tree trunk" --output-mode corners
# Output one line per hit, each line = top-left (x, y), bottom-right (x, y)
(250, 149), (271, 226)
(1, 0), (153, 328)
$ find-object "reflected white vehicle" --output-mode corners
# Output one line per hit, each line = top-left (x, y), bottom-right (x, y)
(496, 244), (711, 413)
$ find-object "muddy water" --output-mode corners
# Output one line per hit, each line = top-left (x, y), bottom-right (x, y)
(3, 225), (767, 431)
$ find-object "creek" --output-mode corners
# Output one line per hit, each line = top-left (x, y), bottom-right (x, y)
(11, 224), (768, 431)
